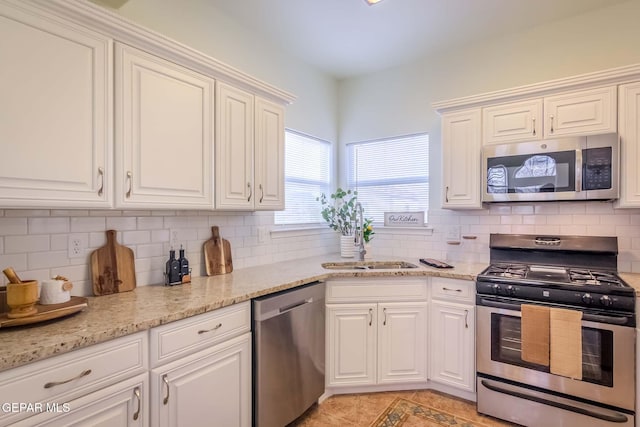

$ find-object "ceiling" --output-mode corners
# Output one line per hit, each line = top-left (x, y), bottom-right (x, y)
(100, 0), (629, 79)
(205, 0), (628, 79)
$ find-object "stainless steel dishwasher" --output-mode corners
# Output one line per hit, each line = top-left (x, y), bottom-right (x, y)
(253, 281), (325, 427)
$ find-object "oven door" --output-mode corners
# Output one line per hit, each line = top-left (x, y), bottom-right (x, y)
(476, 300), (635, 412)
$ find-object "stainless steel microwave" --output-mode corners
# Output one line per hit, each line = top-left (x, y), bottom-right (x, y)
(482, 133), (619, 202)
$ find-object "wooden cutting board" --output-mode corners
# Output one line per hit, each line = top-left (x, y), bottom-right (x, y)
(204, 226), (233, 276)
(90, 230), (136, 295)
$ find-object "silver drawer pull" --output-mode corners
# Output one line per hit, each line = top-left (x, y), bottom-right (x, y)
(133, 387), (141, 421)
(198, 323), (223, 334)
(162, 374), (170, 405)
(44, 369), (92, 389)
(443, 287), (462, 292)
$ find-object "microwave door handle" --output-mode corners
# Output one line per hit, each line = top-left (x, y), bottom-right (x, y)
(575, 149), (583, 192)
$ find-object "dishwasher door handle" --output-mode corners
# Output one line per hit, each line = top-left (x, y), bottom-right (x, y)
(279, 298), (313, 314)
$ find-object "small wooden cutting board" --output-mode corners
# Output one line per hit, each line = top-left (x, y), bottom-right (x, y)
(204, 226), (233, 276)
(90, 230), (136, 295)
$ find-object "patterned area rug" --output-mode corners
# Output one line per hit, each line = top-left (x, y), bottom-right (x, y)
(372, 397), (492, 427)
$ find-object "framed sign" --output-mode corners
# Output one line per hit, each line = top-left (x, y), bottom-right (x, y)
(384, 212), (425, 227)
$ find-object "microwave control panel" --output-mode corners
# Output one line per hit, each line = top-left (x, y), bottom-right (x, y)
(583, 147), (612, 190)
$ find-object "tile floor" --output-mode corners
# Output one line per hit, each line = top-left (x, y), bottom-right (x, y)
(291, 389), (517, 426)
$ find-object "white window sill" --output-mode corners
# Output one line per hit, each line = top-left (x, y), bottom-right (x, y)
(270, 225), (434, 239)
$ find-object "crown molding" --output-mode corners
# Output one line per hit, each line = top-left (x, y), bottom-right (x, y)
(27, 0), (296, 105)
(433, 63), (640, 113)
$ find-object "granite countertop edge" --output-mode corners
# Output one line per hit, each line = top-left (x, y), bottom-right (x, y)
(2, 255), (639, 372)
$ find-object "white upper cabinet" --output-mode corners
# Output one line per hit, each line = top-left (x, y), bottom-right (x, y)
(482, 86), (617, 145)
(617, 82), (640, 208)
(216, 82), (285, 210)
(482, 99), (543, 144)
(0, 1), (112, 208)
(254, 97), (285, 210)
(215, 83), (255, 210)
(115, 43), (214, 209)
(543, 86), (617, 138)
(441, 108), (482, 209)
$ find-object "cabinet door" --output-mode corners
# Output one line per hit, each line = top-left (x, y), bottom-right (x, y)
(151, 333), (251, 427)
(13, 373), (148, 427)
(378, 302), (428, 384)
(441, 108), (482, 209)
(430, 301), (475, 392)
(326, 304), (377, 387)
(617, 82), (640, 208)
(115, 43), (214, 209)
(254, 97), (285, 210)
(543, 86), (617, 138)
(216, 82), (254, 210)
(482, 99), (543, 144)
(0, 2), (112, 208)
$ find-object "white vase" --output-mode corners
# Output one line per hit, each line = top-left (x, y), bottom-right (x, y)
(340, 235), (354, 258)
(364, 242), (372, 260)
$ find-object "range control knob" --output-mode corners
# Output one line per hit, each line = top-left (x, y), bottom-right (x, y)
(599, 295), (614, 307)
(492, 284), (502, 294)
(506, 285), (516, 296)
(581, 293), (593, 304)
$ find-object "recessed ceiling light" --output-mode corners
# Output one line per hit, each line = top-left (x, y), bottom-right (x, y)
(365, 0), (384, 5)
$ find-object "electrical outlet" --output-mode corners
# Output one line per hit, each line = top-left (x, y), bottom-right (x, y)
(257, 226), (268, 244)
(68, 234), (87, 258)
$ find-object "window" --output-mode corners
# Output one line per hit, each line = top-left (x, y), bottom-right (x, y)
(274, 130), (332, 225)
(347, 133), (429, 223)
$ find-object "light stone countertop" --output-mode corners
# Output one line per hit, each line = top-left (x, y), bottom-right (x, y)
(619, 272), (640, 296)
(0, 255), (487, 372)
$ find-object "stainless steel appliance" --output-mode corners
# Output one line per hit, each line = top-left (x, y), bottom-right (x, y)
(476, 234), (635, 427)
(253, 281), (325, 427)
(482, 133), (619, 202)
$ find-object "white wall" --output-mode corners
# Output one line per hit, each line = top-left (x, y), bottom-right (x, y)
(338, 0), (640, 272)
(116, 0), (339, 143)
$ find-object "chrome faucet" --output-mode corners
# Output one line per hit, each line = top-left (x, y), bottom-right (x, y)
(354, 202), (366, 261)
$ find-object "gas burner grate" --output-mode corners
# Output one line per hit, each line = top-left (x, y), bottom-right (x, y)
(486, 263), (528, 279)
(568, 269), (624, 287)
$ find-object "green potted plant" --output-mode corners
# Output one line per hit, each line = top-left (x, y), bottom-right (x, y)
(317, 188), (358, 257)
(362, 217), (374, 259)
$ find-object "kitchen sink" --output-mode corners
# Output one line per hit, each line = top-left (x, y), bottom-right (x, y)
(321, 261), (418, 270)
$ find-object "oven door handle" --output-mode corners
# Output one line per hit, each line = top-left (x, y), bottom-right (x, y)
(480, 379), (629, 424)
(478, 298), (631, 326)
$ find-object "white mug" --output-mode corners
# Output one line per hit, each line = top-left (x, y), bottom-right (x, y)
(40, 279), (71, 305)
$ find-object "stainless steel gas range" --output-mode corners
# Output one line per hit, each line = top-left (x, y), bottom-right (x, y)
(476, 234), (636, 427)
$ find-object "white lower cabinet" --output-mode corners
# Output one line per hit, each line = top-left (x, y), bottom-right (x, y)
(150, 333), (251, 427)
(325, 279), (428, 390)
(14, 373), (149, 427)
(429, 301), (475, 392)
(0, 332), (148, 427)
(148, 302), (252, 427)
(429, 277), (476, 393)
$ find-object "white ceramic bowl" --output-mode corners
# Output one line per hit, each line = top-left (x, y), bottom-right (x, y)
(40, 279), (71, 305)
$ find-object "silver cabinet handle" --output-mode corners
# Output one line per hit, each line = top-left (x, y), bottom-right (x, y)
(162, 374), (170, 405)
(443, 287), (462, 292)
(259, 184), (264, 203)
(97, 167), (104, 197)
(198, 323), (222, 334)
(575, 149), (583, 193)
(445, 186), (449, 203)
(464, 309), (469, 329)
(549, 114), (554, 133)
(383, 307), (387, 326)
(368, 308), (373, 326)
(247, 182), (252, 202)
(44, 369), (92, 389)
(133, 387), (141, 421)
(126, 171), (133, 198)
(532, 117), (536, 136)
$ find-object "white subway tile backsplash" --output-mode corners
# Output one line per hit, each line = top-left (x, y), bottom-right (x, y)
(534, 204), (559, 214)
(0, 218), (28, 235)
(107, 217), (137, 231)
(71, 217), (106, 232)
(28, 250), (69, 270)
(512, 205), (534, 215)
(138, 217), (163, 230)
(5, 210), (50, 217)
(5, 235), (50, 254)
(558, 202), (586, 214)
(122, 230), (151, 245)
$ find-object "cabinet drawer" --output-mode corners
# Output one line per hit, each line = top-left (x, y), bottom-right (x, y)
(430, 277), (475, 303)
(0, 332), (147, 427)
(326, 279), (428, 303)
(150, 301), (250, 367)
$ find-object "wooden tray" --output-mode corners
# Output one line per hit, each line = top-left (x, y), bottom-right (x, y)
(0, 296), (88, 328)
